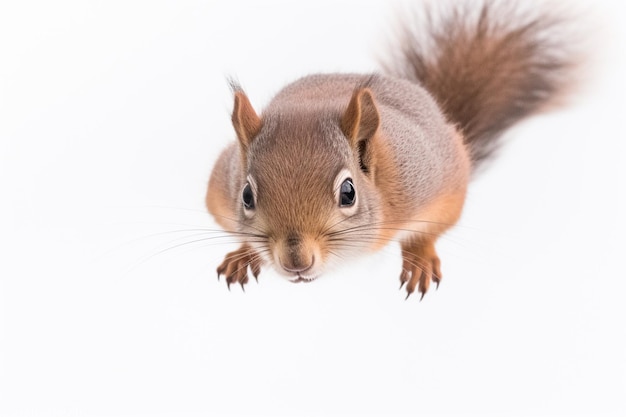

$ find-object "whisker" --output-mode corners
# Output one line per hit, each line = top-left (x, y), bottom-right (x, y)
(326, 225), (474, 250)
(133, 237), (245, 267)
(210, 213), (270, 237)
(319, 213), (360, 237)
(122, 205), (211, 215)
(103, 223), (266, 249)
(329, 224), (441, 238)
(219, 245), (272, 266)
(127, 232), (269, 272)
(227, 253), (267, 281)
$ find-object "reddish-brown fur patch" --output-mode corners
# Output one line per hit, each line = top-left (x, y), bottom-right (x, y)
(341, 88), (380, 146)
(206, 145), (239, 232)
(232, 92), (262, 149)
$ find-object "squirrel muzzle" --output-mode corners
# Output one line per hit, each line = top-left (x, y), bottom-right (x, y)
(273, 234), (322, 281)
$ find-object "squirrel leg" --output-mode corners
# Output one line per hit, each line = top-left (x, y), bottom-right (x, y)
(400, 239), (442, 300)
(396, 190), (467, 299)
(216, 244), (262, 291)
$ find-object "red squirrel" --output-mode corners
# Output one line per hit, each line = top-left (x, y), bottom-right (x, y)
(206, 2), (576, 299)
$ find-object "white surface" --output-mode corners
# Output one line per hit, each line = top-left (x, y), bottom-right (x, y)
(1, 1), (624, 416)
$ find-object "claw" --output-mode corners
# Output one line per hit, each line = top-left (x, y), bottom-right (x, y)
(216, 245), (263, 291)
(399, 269), (409, 290)
(251, 263), (261, 282)
(399, 240), (441, 301)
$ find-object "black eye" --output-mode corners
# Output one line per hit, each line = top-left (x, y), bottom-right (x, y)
(339, 178), (356, 207)
(242, 182), (255, 210)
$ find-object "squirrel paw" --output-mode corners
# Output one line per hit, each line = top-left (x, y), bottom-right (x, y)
(216, 245), (261, 291)
(400, 241), (442, 300)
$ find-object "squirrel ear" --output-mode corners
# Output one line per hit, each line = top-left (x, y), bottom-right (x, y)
(232, 91), (262, 148)
(341, 88), (380, 147)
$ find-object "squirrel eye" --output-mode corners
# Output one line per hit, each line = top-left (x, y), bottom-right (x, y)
(242, 182), (255, 210)
(339, 178), (356, 207)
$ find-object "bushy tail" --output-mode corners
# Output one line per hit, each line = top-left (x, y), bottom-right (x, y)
(381, 1), (576, 165)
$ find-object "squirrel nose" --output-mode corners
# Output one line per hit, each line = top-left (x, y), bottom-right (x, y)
(281, 255), (315, 274)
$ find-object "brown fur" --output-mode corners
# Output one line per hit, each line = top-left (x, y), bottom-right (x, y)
(382, 0), (575, 164)
(232, 91), (262, 148)
(341, 88), (380, 147)
(206, 144), (240, 232)
(206, 1), (576, 299)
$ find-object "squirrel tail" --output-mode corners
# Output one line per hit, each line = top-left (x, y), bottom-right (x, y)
(381, 1), (577, 166)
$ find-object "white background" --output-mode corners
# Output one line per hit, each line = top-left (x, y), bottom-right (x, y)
(1, 1), (625, 416)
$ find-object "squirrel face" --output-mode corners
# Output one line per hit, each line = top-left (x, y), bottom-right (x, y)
(231, 89), (383, 282)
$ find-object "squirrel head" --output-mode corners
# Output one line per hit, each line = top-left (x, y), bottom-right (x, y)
(230, 87), (386, 282)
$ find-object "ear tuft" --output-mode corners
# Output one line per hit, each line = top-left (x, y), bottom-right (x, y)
(341, 88), (380, 147)
(232, 91), (262, 148)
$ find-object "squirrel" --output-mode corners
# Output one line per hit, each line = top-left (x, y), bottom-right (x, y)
(205, 1), (575, 299)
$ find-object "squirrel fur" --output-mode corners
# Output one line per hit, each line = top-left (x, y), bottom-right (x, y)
(206, 1), (575, 298)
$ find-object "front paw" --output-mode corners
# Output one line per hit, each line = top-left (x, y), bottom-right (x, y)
(400, 240), (442, 300)
(216, 245), (262, 291)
